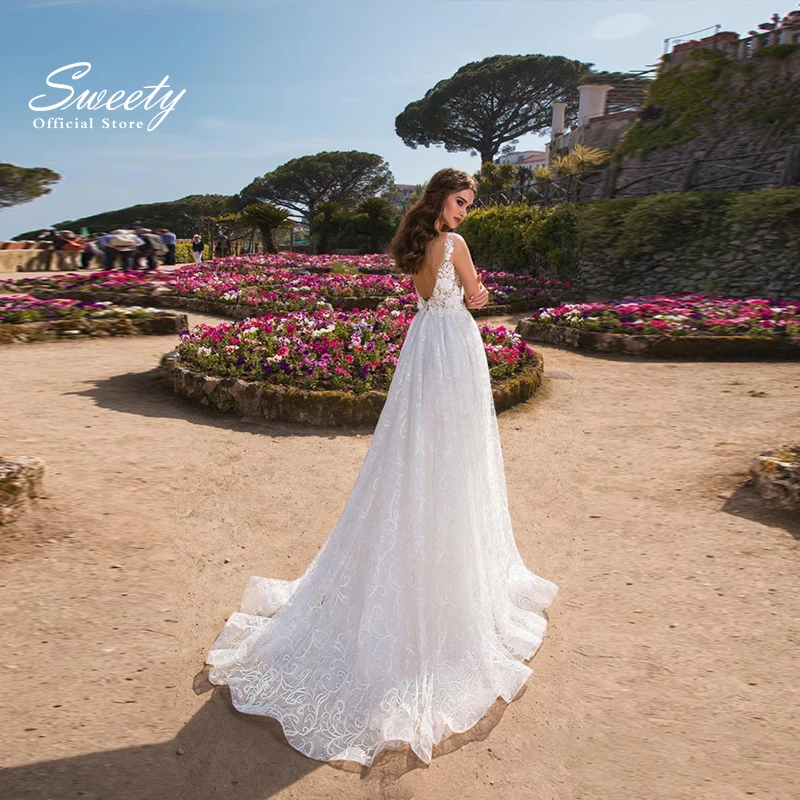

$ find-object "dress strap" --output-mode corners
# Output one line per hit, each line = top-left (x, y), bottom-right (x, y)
(444, 232), (454, 263)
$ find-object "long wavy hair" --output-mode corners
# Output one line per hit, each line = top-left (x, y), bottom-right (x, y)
(388, 167), (478, 276)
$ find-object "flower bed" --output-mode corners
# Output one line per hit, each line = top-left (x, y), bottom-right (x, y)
(161, 308), (543, 426)
(516, 294), (800, 359)
(0, 269), (170, 295)
(378, 291), (561, 317)
(1, 258), (570, 314)
(0, 296), (188, 344)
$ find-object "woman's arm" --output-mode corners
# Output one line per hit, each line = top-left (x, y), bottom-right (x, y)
(450, 234), (488, 308)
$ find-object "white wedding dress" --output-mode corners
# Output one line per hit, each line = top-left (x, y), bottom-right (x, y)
(205, 232), (559, 766)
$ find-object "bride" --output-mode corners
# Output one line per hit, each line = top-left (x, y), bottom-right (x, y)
(205, 167), (559, 767)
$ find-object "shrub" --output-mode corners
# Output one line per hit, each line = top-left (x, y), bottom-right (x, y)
(459, 204), (541, 271)
(612, 190), (731, 258)
(726, 186), (800, 231)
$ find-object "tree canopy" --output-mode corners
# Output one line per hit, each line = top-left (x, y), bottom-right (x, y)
(12, 194), (235, 240)
(0, 161), (61, 211)
(395, 54), (653, 163)
(235, 151), (394, 223)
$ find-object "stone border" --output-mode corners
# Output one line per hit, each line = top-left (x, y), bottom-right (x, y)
(0, 456), (45, 525)
(2, 287), (333, 318)
(515, 319), (800, 360)
(469, 298), (558, 317)
(5, 286), (556, 319)
(158, 349), (544, 428)
(0, 311), (188, 344)
(749, 444), (800, 513)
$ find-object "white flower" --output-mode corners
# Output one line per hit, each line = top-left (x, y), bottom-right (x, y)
(197, 346), (212, 357)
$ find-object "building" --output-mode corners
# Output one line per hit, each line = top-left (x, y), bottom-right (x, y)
(496, 149), (547, 169)
(545, 84), (640, 164)
(499, 85), (641, 172)
(383, 183), (419, 213)
(665, 8), (800, 69)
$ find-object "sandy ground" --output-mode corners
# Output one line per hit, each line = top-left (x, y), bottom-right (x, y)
(0, 297), (798, 800)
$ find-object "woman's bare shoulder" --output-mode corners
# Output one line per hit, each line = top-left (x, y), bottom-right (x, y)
(448, 232), (470, 253)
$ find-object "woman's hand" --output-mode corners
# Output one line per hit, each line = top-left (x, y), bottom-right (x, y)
(466, 281), (489, 309)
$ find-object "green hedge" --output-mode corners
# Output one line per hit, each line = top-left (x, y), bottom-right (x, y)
(580, 188), (800, 260)
(458, 187), (800, 278)
(459, 202), (585, 280)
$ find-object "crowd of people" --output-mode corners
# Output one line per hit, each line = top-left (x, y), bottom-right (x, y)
(33, 228), (201, 271)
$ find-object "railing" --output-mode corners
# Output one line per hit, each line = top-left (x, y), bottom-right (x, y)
(473, 145), (800, 207)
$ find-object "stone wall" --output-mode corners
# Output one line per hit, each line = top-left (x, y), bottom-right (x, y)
(577, 221), (800, 300)
(611, 48), (800, 196)
(0, 249), (56, 274)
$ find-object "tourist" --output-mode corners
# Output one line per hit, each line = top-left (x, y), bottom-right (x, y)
(135, 228), (169, 271)
(94, 229), (145, 271)
(191, 234), (204, 264)
(51, 230), (85, 270)
(79, 233), (106, 270)
(157, 228), (177, 266)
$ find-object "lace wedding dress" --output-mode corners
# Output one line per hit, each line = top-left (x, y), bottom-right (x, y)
(205, 232), (559, 766)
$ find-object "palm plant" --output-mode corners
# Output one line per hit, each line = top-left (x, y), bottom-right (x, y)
(568, 144), (611, 172)
(474, 161), (517, 195)
(315, 200), (342, 255)
(357, 196), (395, 253)
(239, 202), (294, 253)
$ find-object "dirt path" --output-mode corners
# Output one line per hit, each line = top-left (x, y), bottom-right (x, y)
(0, 309), (797, 800)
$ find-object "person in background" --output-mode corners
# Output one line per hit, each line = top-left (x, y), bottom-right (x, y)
(95, 230), (145, 271)
(157, 228), (177, 266)
(191, 234), (204, 264)
(34, 229), (56, 247)
(135, 228), (168, 271)
(51, 230), (85, 270)
(81, 233), (108, 270)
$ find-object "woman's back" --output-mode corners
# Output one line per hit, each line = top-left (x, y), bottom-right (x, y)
(412, 233), (451, 302)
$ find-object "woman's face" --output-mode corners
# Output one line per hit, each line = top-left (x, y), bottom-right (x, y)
(439, 188), (475, 230)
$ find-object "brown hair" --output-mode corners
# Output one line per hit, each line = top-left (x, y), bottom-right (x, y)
(388, 167), (477, 275)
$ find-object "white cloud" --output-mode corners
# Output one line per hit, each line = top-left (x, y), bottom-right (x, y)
(589, 13), (650, 41)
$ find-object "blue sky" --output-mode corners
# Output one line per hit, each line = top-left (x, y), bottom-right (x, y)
(0, 0), (782, 239)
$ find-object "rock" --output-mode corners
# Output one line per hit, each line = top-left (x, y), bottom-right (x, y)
(748, 443), (800, 513)
(0, 456), (46, 525)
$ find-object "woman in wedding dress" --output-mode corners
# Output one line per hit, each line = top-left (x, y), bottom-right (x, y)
(205, 167), (559, 767)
